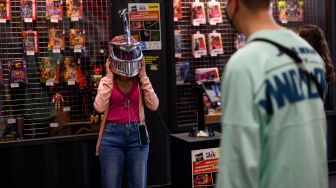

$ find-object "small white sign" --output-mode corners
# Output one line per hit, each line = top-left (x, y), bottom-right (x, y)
(51, 18), (58, 23)
(74, 46), (82, 53)
(63, 107), (71, 112)
(71, 16), (79, 21)
(53, 48), (61, 53)
(46, 80), (54, 86)
(7, 119), (16, 124)
(0, 19), (6, 23)
(24, 18), (33, 22)
(27, 51), (35, 56)
(50, 123), (59, 127)
(68, 79), (76, 85)
(10, 83), (19, 88)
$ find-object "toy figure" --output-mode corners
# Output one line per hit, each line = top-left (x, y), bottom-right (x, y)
(52, 92), (64, 111)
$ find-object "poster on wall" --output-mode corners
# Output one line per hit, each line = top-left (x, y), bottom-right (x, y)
(0, 0), (11, 22)
(191, 148), (220, 188)
(20, 0), (36, 22)
(46, 0), (63, 22)
(173, 0), (182, 21)
(128, 3), (162, 50)
(278, 0), (304, 24)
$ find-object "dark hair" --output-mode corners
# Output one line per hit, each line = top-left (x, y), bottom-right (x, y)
(298, 24), (335, 83)
(236, 0), (271, 10)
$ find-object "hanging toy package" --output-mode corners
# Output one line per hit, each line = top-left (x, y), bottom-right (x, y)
(48, 28), (65, 52)
(0, 62), (3, 86)
(208, 31), (223, 56)
(174, 28), (182, 58)
(22, 30), (39, 55)
(66, 0), (82, 21)
(173, 0), (182, 21)
(207, 0), (222, 25)
(192, 32), (207, 58)
(0, 0), (11, 23)
(8, 59), (28, 85)
(91, 65), (102, 89)
(191, 0), (206, 26)
(20, 0), (36, 22)
(46, 0), (62, 22)
(63, 56), (77, 84)
(39, 57), (60, 85)
(69, 28), (85, 52)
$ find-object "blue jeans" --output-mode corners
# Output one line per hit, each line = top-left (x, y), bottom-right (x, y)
(99, 121), (149, 188)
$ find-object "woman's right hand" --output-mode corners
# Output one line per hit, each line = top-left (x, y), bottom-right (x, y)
(106, 59), (113, 76)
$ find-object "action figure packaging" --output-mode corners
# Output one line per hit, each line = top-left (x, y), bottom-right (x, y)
(174, 29), (182, 58)
(20, 0), (36, 22)
(66, 0), (82, 21)
(39, 57), (60, 84)
(46, 0), (63, 22)
(69, 28), (85, 51)
(173, 0), (182, 21)
(191, 1), (206, 26)
(8, 59), (28, 84)
(63, 56), (77, 82)
(22, 30), (39, 54)
(192, 32), (207, 58)
(0, 0), (11, 22)
(48, 28), (65, 51)
(207, 0), (222, 25)
(208, 31), (223, 56)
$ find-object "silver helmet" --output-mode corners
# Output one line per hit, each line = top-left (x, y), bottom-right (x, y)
(108, 9), (143, 77)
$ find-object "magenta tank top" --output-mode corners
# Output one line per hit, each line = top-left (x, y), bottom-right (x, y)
(107, 79), (140, 122)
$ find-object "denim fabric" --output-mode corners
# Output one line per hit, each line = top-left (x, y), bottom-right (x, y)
(99, 121), (149, 188)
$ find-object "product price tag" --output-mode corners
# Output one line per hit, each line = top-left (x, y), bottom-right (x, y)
(24, 18), (33, 22)
(51, 18), (58, 23)
(53, 48), (61, 53)
(68, 79), (76, 85)
(27, 51), (35, 56)
(10, 83), (19, 88)
(74, 46), (82, 53)
(7, 119), (16, 124)
(63, 107), (71, 111)
(71, 16), (79, 21)
(46, 80), (54, 86)
(0, 19), (6, 23)
(50, 123), (58, 127)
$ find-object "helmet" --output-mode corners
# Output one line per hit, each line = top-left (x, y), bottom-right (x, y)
(108, 9), (143, 77)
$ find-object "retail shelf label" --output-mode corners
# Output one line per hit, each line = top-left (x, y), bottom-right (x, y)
(51, 18), (58, 23)
(53, 48), (61, 53)
(63, 107), (71, 112)
(68, 79), (76, 85)
(27, 51), (35, 56)
(46, 80), (54, 86)
(50, 123), (59, 127)
(0, 19), (6, 23)
(24, 18), (33, 23)
(10, 83), (19, 88)
(71, 16), (79, 21)
(7, 119), (16, 124)
(74, 46), (82, 53)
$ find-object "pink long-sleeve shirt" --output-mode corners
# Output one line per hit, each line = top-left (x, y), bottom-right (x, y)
(94, 73), (159, 155)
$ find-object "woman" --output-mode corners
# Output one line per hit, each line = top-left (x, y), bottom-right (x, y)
(94, 35), (159, 188)
(298, 24), (335, 84)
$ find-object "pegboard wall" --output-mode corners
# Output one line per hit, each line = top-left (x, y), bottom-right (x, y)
(173, 0), (318, 127)
(0, 0), (112, 139)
